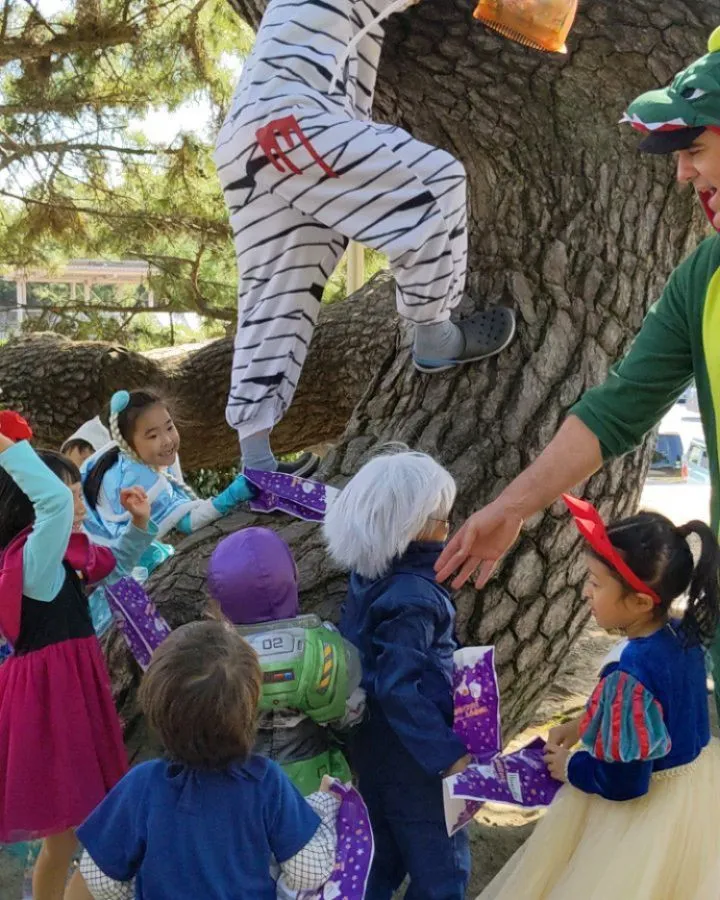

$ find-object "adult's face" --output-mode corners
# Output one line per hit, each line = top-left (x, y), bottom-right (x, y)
(676, 129), (720, 229)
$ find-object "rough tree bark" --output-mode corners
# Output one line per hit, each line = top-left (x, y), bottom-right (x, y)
(0, 275), (398, 469)
(3, 1), (718, 755)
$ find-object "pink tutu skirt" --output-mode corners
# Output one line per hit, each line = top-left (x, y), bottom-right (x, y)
(0, 635), (128, 842)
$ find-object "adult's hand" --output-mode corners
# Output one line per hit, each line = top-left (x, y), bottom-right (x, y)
(434, 499), (523, 589)
(436, 416), (603, 590)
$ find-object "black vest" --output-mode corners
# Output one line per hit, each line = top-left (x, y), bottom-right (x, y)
(14, 563), (94, 655)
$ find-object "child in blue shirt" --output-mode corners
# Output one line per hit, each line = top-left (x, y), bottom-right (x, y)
(324, 450), (472, 900)
(66, 620), (339, 900)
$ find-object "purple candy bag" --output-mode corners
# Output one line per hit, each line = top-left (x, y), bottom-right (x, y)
(450, 738), (561, 805)
(452, 646), (501, 762)
(298, 781), (374, 900)
(105, 577), (172, 670)
(445, 648), (563, 835)
(244, 470), (340, 522)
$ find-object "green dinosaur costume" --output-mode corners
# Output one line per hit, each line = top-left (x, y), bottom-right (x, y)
(571, 27), (720, 718)
(622, 27), (720, 138)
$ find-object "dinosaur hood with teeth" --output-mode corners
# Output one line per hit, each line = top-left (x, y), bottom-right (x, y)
(623, 27), (720, 140)
(621, 27), (720, 230)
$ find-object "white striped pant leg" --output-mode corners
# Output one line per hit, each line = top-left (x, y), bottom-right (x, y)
(375, 123), (468, 320)
(220, 172), (345, 437)
(250, 110), (466, 325)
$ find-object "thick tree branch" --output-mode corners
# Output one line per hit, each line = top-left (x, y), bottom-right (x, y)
(0, 25), (139, 63)
(0, 275), (398, 468)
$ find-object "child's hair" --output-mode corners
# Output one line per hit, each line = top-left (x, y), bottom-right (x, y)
(0, 449), (81, 549)
(139, 620), (262, 769)
(323, 449), (457, 579)
(60, 438), (94, 457)
(602, 511), (720, 647)
(83, 389), (167, 510)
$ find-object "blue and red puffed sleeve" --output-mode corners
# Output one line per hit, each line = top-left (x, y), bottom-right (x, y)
(579, 670), (671, 763)
(567, 670), (671, 801)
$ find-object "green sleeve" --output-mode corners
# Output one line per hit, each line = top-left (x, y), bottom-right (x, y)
(571, 262), (694, 460)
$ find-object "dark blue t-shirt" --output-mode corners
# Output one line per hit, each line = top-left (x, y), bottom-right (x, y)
(77, 756), (320, 899)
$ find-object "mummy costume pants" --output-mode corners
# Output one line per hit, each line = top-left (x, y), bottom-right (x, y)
(216, 109), (468, 439)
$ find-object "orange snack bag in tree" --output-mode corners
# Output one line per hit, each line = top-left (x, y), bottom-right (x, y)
(473, 0), (578, 54)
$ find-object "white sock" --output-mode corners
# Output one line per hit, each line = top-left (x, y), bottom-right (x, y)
(240, 429), (277, 471)
(413, 320), (464, 360)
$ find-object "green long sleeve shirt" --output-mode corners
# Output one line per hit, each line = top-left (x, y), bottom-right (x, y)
(572, 234), (720, 532)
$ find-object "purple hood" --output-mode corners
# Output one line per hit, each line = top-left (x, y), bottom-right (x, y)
(207, 527), (299, 625)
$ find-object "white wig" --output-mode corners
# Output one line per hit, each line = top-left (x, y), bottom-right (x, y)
(323, 450), (456, 579)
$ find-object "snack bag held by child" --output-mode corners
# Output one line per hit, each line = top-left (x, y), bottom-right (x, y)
(244, 469), (340, 523)
(444, 647), (562, 835)
(104, 577), (172, 670)
(292, 779), (374, 900)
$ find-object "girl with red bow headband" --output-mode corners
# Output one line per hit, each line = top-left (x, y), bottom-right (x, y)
(477, 497), (720, 900)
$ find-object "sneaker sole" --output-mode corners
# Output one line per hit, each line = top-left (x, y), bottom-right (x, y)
(412, 313), (517, 374)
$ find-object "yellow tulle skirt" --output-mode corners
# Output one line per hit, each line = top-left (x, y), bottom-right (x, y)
(477, 739), (720, 900)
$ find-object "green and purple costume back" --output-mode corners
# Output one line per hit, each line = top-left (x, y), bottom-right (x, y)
(573, 28), (720, 716)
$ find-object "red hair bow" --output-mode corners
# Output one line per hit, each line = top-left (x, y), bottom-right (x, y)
(0, 410), (33, 443)
(562, 494), (661, 605)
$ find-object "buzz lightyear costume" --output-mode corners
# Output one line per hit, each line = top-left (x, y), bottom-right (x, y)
(209, 527), (362, 795)
(241, 614), (360, 794)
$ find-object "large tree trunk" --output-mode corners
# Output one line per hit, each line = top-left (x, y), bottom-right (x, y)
(3, 1), (717, 756)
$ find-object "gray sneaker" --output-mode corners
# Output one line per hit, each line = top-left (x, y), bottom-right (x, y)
(413, 307), (516, 374)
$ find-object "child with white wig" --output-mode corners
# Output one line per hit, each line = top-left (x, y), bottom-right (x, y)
(324, 450), (472, 900)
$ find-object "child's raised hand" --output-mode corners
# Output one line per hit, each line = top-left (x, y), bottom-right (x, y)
(543, 742), (570, 782)
(0, 410), (33, 450)
(120, 487), (151, 529)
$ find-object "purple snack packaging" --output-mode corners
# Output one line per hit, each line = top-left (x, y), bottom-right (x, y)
(298, 781), (374, 900)
(445, 648), (563, 835)
(105, 577), (172, 670)
(453, 646), (501, 761)
(245, 470), (340, 523)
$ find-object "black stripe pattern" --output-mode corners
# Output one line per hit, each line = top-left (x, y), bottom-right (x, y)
(216, 0), (469, 437)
